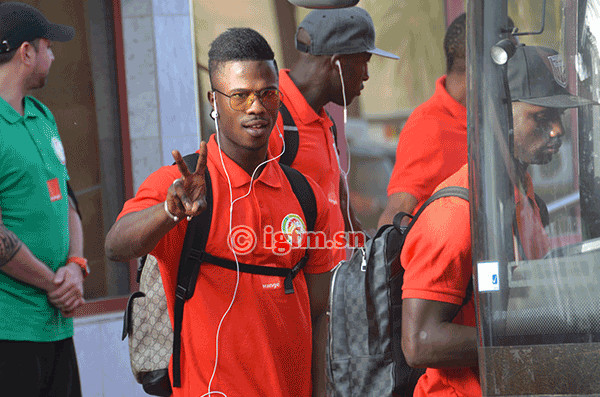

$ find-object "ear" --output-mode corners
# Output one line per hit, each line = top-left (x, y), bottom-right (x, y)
(19, 42), (36, 66)
(330, 55), (342, 70)
(207, 91), (215, 108)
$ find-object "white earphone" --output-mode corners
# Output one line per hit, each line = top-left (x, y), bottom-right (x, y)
(335, 59), (342, 72)
(211, 96), (219, 119)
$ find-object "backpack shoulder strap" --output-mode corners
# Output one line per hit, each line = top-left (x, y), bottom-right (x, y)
(172, 152), (213, 388)
(323, 108), (338, 146)
(279, 164), (317, 232)
(279, 103), (299, 166)
(401, 186), (472, 311)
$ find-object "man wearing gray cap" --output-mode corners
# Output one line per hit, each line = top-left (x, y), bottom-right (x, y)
(268, 6), (398, 266)
(0, 3), (85, 396)
(400, 45), (596, 397)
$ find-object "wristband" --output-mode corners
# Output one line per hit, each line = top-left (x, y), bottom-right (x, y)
(164, 201), (179, 222)
(68, 256), (90, 278)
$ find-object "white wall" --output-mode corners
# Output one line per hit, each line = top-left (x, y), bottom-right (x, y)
(121, 0), (200, 193)
(74, 312), (149, 397)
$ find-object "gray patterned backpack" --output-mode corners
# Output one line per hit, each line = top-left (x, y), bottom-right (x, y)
(326, 187), (470, 396)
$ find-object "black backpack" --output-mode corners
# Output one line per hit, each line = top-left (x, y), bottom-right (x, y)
(278, 103), (337, 166)
(123, 153), (317, 396)
(326, 186), (471, 396)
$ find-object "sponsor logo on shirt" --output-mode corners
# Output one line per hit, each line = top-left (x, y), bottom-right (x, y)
(47, 178), (62, 202)
(328, 191), (338, 206)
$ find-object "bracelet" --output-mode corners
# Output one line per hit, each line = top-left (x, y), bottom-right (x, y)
(164, 201), (179, 222)
(68, 256), (90, 278)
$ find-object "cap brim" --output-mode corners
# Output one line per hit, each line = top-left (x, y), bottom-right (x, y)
(45, 23), (75, 42)
(368, 47), (399, 60)
(519, 94), (598, 108)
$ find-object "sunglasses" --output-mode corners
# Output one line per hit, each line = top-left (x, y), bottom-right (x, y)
(213, 88), (282, 111)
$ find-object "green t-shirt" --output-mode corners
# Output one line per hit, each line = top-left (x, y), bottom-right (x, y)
(0, 96), (72, 342)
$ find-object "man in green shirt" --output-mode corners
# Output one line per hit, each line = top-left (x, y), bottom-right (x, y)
(0, 3), (88, 396)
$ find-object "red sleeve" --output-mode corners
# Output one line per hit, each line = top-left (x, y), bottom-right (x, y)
(303, 175), (335, 274)
(117, 165), (180, 220)
(401, 196), (472, 305)
(387, 117), (449, 201)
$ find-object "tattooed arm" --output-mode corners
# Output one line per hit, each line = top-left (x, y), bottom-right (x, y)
(0, 207), (56, 292)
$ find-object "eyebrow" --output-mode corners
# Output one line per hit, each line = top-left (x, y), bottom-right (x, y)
(228, 86), (278, 94)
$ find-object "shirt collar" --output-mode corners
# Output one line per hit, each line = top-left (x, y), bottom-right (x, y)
(0, 96), (40, 124)
(515, 172), (536, 204)
(279, 69), (329, 125)
(435, 75), (467, 125)
(206, 134), (281, 189)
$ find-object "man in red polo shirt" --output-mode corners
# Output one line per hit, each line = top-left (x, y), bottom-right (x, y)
(378, 14), (467, 227)
(269, 6), (398, 262)
(400, 46), (597, 396)
(105, 28), (334, 397)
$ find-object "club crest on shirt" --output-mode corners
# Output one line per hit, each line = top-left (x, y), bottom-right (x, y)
(51, 137), (66, 165)
(281, 213), (306, 246)
(548, 54), (568, 88)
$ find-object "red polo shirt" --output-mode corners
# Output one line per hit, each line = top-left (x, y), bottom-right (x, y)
(387, 76), (467, 212)
(269, 69), (346, 264)
(119, 136), (334, 396)
(514, 173), (551, 259)
(401, 164), (479, 396)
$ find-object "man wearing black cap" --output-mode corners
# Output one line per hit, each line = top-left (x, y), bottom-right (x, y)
(268, 6), (398, 264)
(400, 45), (596, 396)
(0, 3), (85, 396)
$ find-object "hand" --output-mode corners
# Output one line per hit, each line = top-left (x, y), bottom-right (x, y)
(166, 142), (208, 221)
(47, 263), (85, 316)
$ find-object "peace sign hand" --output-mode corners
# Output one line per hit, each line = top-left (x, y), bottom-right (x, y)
(165, 141), (208, 221)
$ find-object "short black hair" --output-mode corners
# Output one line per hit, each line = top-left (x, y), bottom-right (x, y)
(208, 28), (276, 88)
(443, 13), (466, 74)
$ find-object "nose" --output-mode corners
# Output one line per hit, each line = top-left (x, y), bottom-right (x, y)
(549, 120), (565, 138)
(363, 64), (369, 82)
(246, 92), (267, 114)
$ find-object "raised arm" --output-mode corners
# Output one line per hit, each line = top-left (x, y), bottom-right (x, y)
(105, 143), (208, 261)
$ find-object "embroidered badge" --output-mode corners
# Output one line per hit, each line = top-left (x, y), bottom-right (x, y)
(51, 137), (66, 165)
(281, 213), (306, 247)
(547, 54), (568, 88)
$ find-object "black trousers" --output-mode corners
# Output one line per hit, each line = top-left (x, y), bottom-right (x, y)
(0, 338), (82, 397)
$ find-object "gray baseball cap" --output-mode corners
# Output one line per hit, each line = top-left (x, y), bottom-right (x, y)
(296, 7), (399, 59)
(0, 2), (74, 54)
(508, 45), (596, 108)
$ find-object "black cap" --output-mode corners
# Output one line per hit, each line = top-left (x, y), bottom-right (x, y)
(0, 2), (74, 54)
(296, 7), (398, 59)
(508, 45), (596, 108)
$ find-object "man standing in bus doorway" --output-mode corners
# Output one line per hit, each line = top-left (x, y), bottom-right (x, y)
(378, 13), (468, 227)
(268, 6), (398, 262)
(400, 45), (596, 396)
(0, 3), (87, 397)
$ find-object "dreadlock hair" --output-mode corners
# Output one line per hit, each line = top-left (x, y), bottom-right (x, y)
(443, 13), (466, 74)
(208, 28), (277, 88)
